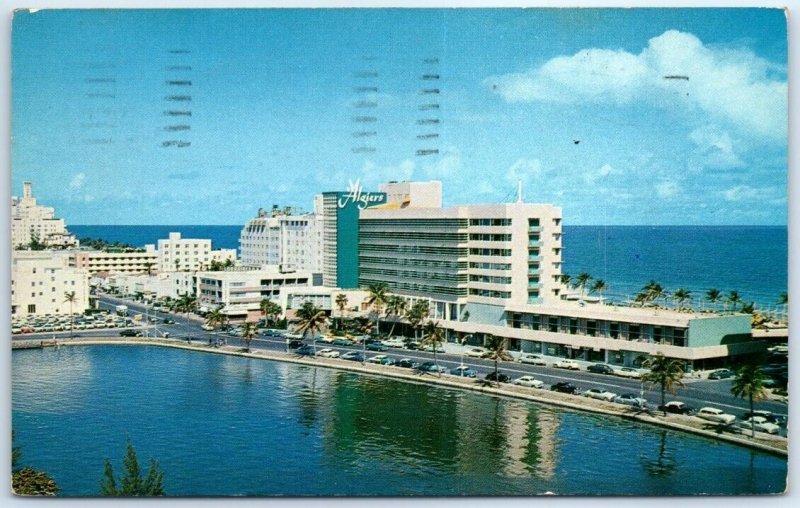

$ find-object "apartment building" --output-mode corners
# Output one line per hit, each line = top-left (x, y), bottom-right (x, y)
(11, 251), (90, 317)
(72, 246), (159, 275)
(11, 181), (77, 249)
(157, 232), (235, 272)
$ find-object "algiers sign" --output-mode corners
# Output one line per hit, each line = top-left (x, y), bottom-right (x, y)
(337, 179), (386, 209)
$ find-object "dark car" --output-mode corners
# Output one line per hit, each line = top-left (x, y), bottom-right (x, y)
(119, 329), (143, 337)
(404, 341), (421, 350)
(708, 369), (734, 380)
(550, 381), (578, 394)
(288, 339), (305, 349)
(742, 410), (787, 426)
(333, 338), (354, 347)
(163, 318), (175, 325)
(397, 358), (420, 369)
(296, 345), (315, 356)
(485, 372), (511, 383)
(657, 401), (695, 415)
(366, 341), (388, 351)
(587, 363), (616, 375)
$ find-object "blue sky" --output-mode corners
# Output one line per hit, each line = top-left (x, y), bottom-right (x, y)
(11, 7), (788, 225)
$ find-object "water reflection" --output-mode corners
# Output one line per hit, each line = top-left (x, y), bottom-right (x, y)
(640, 431), (676, 478)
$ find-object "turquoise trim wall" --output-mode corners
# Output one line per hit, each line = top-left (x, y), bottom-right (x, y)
(331, 191), (387, 289)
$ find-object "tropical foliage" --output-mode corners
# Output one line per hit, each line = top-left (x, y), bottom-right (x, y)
(99, 440), (165, 496)
(483, 335), (513, 385)
(240, 321), (257, 352)
(12, 433), (58, 496)
(405, 300), (430, 340)
(294, 301), (328, 353)
(420, 320), (445, 375)
(385, 295), (408, 337)
(731, 364), (769, 438)
(364, 282), (390, 334)
(204, 307), (227, 331)
(641, 354), (685, 415)
(259, 299), (282, 326)
(64, 291), (76, 337)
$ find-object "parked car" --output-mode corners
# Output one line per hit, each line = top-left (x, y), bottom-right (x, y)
(417, 361), (448, 374)
(485, 372), (511, 383)
(513, 375), (544, 388)
(614, 367), (642, 379)
(333, 338), (354, 347)
(587, 363), (616, 375)
(404, 341), (421, 350)
(554, 359), (580, 370)
(614, 393), (648, 408)
(466, 347), (488, 358)
(163, 318), (175, 325)
(341, 351), (365, 362)
(377, 356), (397, 366)
(583, 388), (617, 402)
(517, 353), (547, 366)
(119, 329), (143, 337)
(696, 407), (736, 425)
(367, 354), (389, 364)
(422, 344), (446, 353)
(742, 410), (786, 426)
(367, 341), (388, 351)
(397, 358), (420, 369)
(449, 365), (478, 378)
(550, 382), (578, 394)
(316, 335), (337, 344)
(383, 337), (406, 348)
(296, 345), (315, 356)
(286, 339), (305, 349)
(318, 348), (340, 358)
(657, 401), (695, 415)
(740, 416), (781, 435)
(708, 369), (734, 380)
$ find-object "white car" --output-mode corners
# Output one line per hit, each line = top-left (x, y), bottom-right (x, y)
(554, 359), (580, 370)
(696, 407), (736, 425)
(615, 367), (642, 379)
(383, 337), (406, 348)
(512, 376), (544, 388)
(367, 354), (388, 364)
(465, 347), (488, 358)
(518, 354), (547, 366)
(318, 348), (340, 358)
(740, 416), (781, 435)
(583, 388), (617, 402)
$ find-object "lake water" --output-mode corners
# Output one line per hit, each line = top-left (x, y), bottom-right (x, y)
(12, 345), (787, 496)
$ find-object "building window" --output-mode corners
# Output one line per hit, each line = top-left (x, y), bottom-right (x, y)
(27, 304), (36, 313)
(629, 324), (641, 341)
(610, 322), (620, 339)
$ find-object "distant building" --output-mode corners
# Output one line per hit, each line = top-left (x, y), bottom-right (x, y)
(156, 232), (234, 272)
(11, 250), (90, 317)
(239, 199), (323, 273)
(11, 181), (77, 249)
(72, 246), (159, 275)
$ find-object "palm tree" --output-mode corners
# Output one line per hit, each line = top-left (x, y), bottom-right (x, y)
(644, 280), (667, 308)
(335, 293), (349, 330)
(590, 279), (607, 304)
(560, 273), (572, 288)
(483, 335), (513, 386)
(240, 321), (257, 352)
(63, 291), (76, 338)
(726, 290), (742, 313)
(705, 288), (721, 312)
(731, 364), (769, 438)
(641, 354), (685, 415)
(204, 307), (226, 331)
(294, 301), (328, 355)
(260, 299), (282, 327)
(143, 261), (155, 277)
(672, 288), (692, 312)
(174, 293), (197, 315)
(405, 300), (429, 340)
(384, 296), (407, 338)
(575, 272), (592, 300)
(364, 282), (390, 335)
(420, 320), (445, 376)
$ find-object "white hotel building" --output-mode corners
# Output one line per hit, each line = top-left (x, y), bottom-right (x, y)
(11, 181), (77, 249)
(11, 251), (90, 317)
(157, 232), (236, 272)
(358, 192), (759, 371)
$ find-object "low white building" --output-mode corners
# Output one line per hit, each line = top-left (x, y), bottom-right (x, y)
(72, 246), (159, 275)
(11, 250), (90, 317)
(157, 232), (235, 272)
(197, 266), (316, 321)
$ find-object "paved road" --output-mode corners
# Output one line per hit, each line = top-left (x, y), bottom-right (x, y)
(14, 294), (789, 427)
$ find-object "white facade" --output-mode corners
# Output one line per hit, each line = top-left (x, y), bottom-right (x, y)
(378, 180), (442, 208)
(239, 203), (323, 273)
(11, 251), (90, 317)
(157, 232), (231, 272)
(197, 266), (315, 320)
(72, 246), (159, 275)
(11, 182), (77, 249)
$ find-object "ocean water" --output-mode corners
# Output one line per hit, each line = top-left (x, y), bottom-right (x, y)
(12, 345), (787, 496)
(70, 224), (787, 310)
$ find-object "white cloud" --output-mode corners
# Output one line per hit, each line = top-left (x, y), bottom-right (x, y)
(656, 180), (679, 198)
(506, 158), (542, 187)
(69, 173), (85, 191)
(722, 185), (762, 202)
(487, 30), (786, 140)
(584, 163), (622, 184)
(687, 125), (744, 171)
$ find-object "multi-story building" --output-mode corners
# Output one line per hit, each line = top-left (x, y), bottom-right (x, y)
(157, 232), (235, 272)
(11, 251), (90, 317)
(357, 186), (760, 371)
(72, 246), (159, 275)
(11, 182), (77, 249)
(239, 200), (323, 273)
(196, 266), (316, 321)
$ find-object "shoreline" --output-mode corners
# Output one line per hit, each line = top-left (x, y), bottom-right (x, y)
(15, 337), (788, 458)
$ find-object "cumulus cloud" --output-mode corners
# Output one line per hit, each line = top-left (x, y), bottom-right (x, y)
(506, 158), (542, 187)
(487, 30), (786, 140)
(722, 185), (761, 202)
(687, 125), (743, 171)
(69, 173), (85, 191)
